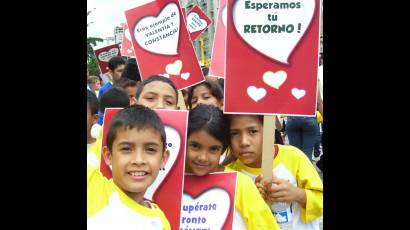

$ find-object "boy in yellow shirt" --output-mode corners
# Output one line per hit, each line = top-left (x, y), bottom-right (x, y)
(87, 105), (171, 229)
(227, 115), (323, 230)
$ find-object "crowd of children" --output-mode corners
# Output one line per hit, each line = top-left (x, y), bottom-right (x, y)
(87, 55), (323, 229)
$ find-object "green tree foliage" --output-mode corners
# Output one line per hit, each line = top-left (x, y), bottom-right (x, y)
(87, 9), (103, 76)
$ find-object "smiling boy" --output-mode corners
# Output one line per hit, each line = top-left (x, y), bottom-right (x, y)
(87, 105), (170, 230)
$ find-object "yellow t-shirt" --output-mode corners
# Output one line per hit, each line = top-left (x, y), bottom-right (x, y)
(227, 145), (323, 230)
(224, 167), (280, 230)
(87, 141), (170, 230)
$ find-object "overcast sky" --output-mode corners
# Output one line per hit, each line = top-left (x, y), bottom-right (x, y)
(87, 0), (155, 39)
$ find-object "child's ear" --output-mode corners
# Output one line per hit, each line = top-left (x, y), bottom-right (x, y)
(160, 149), (170, 169)
(103, 146), (113, 166)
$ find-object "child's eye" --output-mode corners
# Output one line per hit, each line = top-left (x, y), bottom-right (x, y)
(144, 97), (154, 101)
(209, 146), (221, 154)
(230, 132), (239, 137)
(121, 147), (132, 153)
(191, 98), (197, 105)
(146, 147), (158, 154)
(189, 143), (200, 150)
(249, 129), (258, 135)
(166, 100), (173, 106)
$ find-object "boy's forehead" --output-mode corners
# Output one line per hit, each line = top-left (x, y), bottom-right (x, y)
(231, 115), (262, 127)
(142, 81), (176, 97)
(115, 126), (163, 140)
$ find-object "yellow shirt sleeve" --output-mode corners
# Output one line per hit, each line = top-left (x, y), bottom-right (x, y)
(225, 167), (280, 230)
(294, 150), (323, 223)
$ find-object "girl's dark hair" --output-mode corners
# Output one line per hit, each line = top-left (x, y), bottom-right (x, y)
(106, 104), (166, 151)
(188, 104), (228, 153)
(226, 114), (264, 127)
(188, 80), (224, 108)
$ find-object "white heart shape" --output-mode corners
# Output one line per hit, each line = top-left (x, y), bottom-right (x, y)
(291, 88), (306, 99)
(247, 86), (266, 102)
(222, 6), (227, 27)
(181, 72), (190, 80)
(262, 70), (287, 89)
(181, 188), (230, 229)
(144, 125), (180, 201)
(233, 0), (315, 64)
(98, 48), (119, 62)
(134, 3), (180, 55)
(187, 12), (207, 33)
(125, 28), (132, 42)
(126, 49), (133, 54)
(166, 60), (183, 75)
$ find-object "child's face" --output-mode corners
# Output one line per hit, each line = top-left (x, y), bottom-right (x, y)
(110, 64), (125, 82)
(105, 127), (169, 200)
(190, 85), (223, 110)
(138, 81), (177, 109)
(229, 115), (263, 168)
(186, 130), (224, 176)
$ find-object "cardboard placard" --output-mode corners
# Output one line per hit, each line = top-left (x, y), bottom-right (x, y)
(208, 0), (226, 78)
(124, 0), (205, 90)
(225, 0), (321, 116)
(182, 172), (237, 230)
(262, 115), (275, 178)
(186, 5), (213, 41)
(120, 23), (136, 57)
(94, 44), (121, 74)
(100, 108), (188, 230)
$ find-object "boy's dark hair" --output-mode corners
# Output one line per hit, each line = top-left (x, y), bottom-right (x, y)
(87, 90), (99, 115)
(135, 75), (178, 103)
(106, 104), (167, 151)
(114, 77), (138, 89)
(188, 80), (223, 108)
(121, 58), (141, 82)
(108, 56), (125, 71)
(188, 104), (229, 154)
(227, 114), (264, 127)
(99, 87), (130, 113)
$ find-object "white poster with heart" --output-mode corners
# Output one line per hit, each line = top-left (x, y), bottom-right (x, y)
(94, 44), (121, 74)
(125, 0), (205, 90)
(186, 4), (213, 41)
(224, 0), (320, 116)
(182, 172), (237, 229)
(233, 0), (315, 64)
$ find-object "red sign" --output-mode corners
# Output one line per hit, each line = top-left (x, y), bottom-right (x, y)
(120, 23), (136, 57)
(94, 44), (121, 74)
(100, 108), (188, 230)
(208, 0), (226, 78)
(182, 172), (237, 230)
(225, 0), (320, 116)
(125, 0), (205, 90)
(186, 5), (213, 41)
(181, 7), (187, 25)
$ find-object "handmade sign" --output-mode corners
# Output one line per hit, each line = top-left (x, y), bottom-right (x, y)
(181, 172), (237, 229)
(94, 44), (121, 74)
(100, 108), (187, 230)
(186, 5), (213, 41)
(208, 0), (226, 78)
(124, 0), (205, 90)
(225, 0), (320, 116)
(120, 23), (136, 57)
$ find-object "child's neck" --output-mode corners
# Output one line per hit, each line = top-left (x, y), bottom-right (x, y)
(124, 190), (150, 208)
